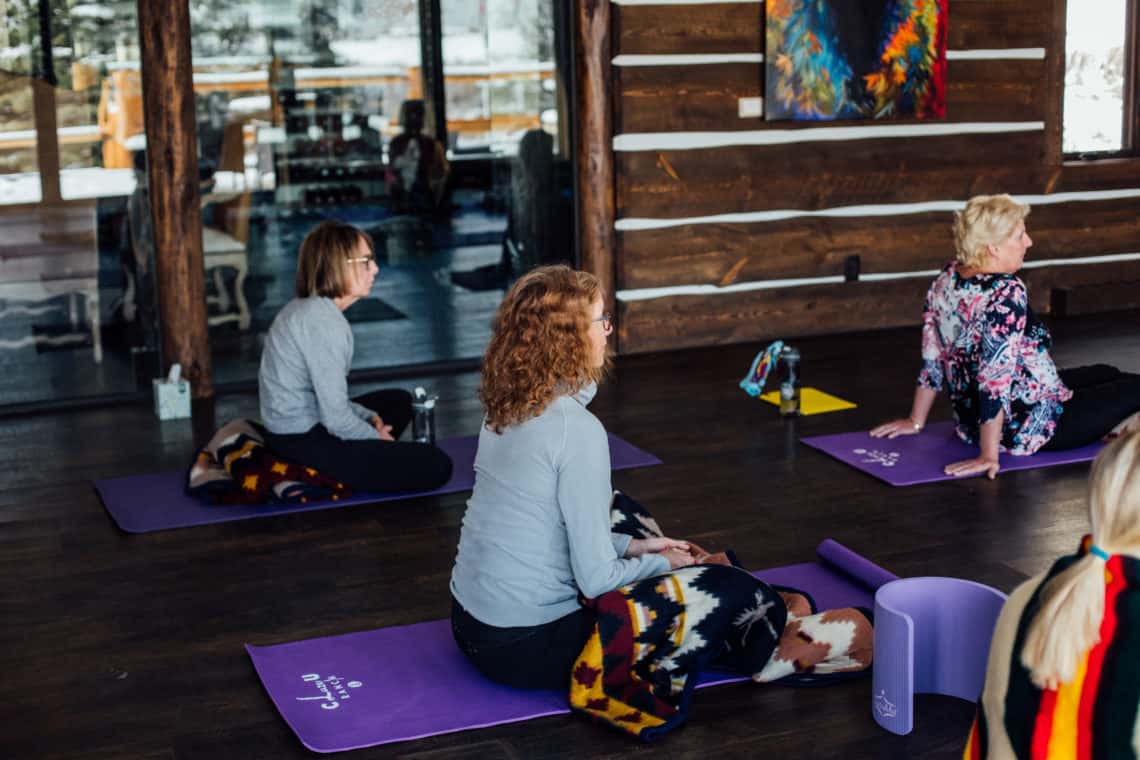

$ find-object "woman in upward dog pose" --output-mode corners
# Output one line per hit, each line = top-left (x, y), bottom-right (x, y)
(873, 194), (1140, 479)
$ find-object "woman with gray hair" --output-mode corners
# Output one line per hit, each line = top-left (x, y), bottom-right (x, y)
(871, 194), (1140, 479)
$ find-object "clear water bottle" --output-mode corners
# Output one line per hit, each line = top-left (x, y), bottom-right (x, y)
(411, 386), (438, 445)
(777, 345), (801, 417)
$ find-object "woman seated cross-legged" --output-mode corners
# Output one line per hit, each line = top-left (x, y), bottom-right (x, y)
(449, 266), (874, 710)
(448, 265), (696, 690)
(872, 193), (1140, 479)
(258, 219), (452, 493)
(964, 431), (1140, 758)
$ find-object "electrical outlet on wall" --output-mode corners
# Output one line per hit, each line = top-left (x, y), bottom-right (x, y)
(738, 97), (764, 118)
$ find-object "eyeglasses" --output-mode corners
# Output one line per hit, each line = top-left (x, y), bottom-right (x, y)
(346, 254), (375, 266)
(592, 313), (613, 331)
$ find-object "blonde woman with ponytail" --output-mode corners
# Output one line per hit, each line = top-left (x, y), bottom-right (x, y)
(964, 431), (1140, 759)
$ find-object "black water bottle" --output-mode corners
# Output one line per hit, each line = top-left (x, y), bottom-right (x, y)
(778, 345), (801, 417)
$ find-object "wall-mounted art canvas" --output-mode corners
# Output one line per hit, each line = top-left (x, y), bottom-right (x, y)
(765, 0), (948, 121)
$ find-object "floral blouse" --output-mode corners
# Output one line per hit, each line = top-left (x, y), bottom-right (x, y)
(917, 263), (1072, 455)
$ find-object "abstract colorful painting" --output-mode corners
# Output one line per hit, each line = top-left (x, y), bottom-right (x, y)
(765, 0), (948, 121)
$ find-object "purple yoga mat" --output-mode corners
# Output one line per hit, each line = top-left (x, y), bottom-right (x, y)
(94, 433), (661, 534)
(801, 421), (1105, 486)
(246, 539), (896, 753)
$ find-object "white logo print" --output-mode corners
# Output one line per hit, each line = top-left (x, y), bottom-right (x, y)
(296, 673), (363, 710)
(853, 448), (901, 468)
(874, 689), (897, 719)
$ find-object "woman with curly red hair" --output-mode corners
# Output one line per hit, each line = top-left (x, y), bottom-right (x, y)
(449, 265), (694, 689)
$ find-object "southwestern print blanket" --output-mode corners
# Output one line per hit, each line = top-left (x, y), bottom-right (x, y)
(186, 418), (351, 505)
(574, 493), (874, 740)
(570, 563), (785, 741)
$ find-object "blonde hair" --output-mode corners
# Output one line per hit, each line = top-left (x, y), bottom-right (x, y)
(1020, 432), (1140, 689)
(952, 194), (1030, 269)
(479, 265), (605, 433)
(294, 220), (373, 299)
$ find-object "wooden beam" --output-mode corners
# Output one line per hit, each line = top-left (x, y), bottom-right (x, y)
(616, 259), (1140, 354)
(617, 59), (1046, 134)
(575, 0), (617, 328)
(617, 278), (932, 354)
(31, 79), (61, 204)
(1042, 0), (1066, 170)
(618, 197), (1140, 289)
(616, 131), (1047, 219)
(418, 0), (448, 145)
(614, 0), (1047, 56)
(137, 0), (213, 398)
(615, 2), (763, 56)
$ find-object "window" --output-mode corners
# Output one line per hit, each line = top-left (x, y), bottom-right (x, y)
(440, 0), (558, 156)
(1063, 0), (1137, 157)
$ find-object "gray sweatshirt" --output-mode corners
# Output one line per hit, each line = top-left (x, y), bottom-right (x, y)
(258, 297), (376, 439)
(450, 384), (670, 627)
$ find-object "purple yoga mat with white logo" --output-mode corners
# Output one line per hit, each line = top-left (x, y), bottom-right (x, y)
(246, 539), (894, 753)
(94, 433), (660, 533)
(801, 421), (1105, 486)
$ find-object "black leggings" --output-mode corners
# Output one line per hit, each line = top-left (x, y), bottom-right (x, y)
(450, 597), (596, 690)
(450, 492), (657, 690)
(263, 389), (453, 493)
(1041, 365), (1140, 451)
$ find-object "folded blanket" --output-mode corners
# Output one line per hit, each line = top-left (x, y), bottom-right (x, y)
(754, 592), (874, 684)
(570, 563), (787, 741)
(578, 492), (874, 740)
(186, 418), (351, 505)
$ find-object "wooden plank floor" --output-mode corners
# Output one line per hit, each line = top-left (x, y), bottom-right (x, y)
(2, 309), (1136, 758)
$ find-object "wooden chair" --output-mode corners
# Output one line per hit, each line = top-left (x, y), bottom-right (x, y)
(0, 203), (102, 362)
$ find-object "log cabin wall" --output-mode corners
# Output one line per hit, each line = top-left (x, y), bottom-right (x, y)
(607, 0), (1140, 354)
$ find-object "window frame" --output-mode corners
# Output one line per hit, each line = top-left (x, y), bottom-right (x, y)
(1061, 0), (1140, 161)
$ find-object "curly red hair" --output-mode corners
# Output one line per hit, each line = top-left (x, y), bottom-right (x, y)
(480, 265), (605, 432)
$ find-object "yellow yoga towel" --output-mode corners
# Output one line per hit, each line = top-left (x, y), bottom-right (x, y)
(759, 387), (857, 415)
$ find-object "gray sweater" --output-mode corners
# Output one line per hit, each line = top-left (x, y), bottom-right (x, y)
(450, 384), (670, 627)
(258, 297), (376, 439)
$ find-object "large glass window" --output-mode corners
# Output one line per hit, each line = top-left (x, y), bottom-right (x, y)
(0, 0), (574, 410)
(440, 0), (558, 155)
(0, 1), (146, 407)
(190, 0), (572, 388)
(1063, 0), (1135, 156)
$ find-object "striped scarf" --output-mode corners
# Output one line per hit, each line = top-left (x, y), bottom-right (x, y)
(964, 539), (1140, 759)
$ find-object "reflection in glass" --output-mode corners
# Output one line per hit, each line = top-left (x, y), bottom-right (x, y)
(190, 0), (573, 389)
(441, 0), (558, 155)
(0, 2), (148, 406)
(0, 1), (575, 408)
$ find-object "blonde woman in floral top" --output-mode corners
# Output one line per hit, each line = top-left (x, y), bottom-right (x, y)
(872, 194), (1140, 479)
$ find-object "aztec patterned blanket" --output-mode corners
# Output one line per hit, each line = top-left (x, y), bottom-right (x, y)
(186, 418), (351, 505)
(569, 493), (874, 740)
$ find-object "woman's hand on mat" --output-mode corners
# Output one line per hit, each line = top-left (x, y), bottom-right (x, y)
(870, 418), (922, 438)
(371, 416), (395, 441)
(626, 537), (689, 558)
(660, 547), (696, 570)
(944, 456), (1001, 480)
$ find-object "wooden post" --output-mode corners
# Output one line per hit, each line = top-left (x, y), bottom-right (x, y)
(137, 0), (213, 398)
(418, 0), (448, 145)
(31, 78), (62, 205)
(574, 0), (616, 327)
(1042, 0), (1067, 180)
(32, 0), (61, 205)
